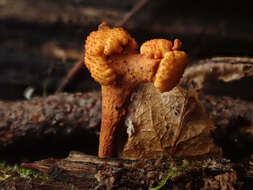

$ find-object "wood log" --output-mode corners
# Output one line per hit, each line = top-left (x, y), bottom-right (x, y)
(200, 95), (253, 158)
(0, 151), (245, 190)
(183, 57), (253, 100)
(0, 92), (101, 151)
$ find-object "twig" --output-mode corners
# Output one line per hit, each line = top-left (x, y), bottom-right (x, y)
(56, 60), (84, 92)
(117, 0), (150, 27)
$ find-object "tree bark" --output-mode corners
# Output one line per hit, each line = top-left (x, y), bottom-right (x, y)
(0, 92), (101, 151)
(183, 57), (253, 100)
(0, 151), (245, 190)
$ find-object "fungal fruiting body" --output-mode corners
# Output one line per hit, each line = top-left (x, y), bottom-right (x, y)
(84, 23), (188, 158)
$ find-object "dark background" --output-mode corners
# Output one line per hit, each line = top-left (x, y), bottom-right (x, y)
(1, 0), (253, 99)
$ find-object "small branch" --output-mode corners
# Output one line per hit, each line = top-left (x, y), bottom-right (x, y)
(117, 0), (150, 27)
(0, 92), (101, 150)
(56, 60), (84, 93)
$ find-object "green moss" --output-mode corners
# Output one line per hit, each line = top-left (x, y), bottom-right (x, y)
(149, 166), (185, 190)
(0, 160), (48, 183)
(16, 166), (48, 180)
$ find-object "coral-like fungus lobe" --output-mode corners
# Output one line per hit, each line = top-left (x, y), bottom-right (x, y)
(84, 23), (188, 158)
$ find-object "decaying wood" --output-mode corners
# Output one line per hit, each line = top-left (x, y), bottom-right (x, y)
(200, 95), (253, 156)
(183, 57), (253, 87)
(0, 151), (244, 190)
(200, 95), (253, 130)
(0, 92), (101, 150)
(183, 57), (253, 99)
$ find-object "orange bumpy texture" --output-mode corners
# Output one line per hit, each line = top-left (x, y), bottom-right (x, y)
(85, 25), (187, 92)
(84, 24), (138, 86)
(140, 39), (188, 92)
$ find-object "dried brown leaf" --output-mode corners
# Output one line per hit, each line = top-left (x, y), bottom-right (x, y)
(118, 83), (221, 159)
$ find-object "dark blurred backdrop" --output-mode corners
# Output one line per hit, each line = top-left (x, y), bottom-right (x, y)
(1, 0), (253, 99)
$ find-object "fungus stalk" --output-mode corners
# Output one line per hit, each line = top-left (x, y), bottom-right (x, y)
(84, 23), (188, 158)
(99, 54), (160, 157)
